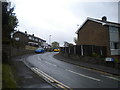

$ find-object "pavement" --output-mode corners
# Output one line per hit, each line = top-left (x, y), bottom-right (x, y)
(54, 53), (120, 76)
(10, 54), (57, 89)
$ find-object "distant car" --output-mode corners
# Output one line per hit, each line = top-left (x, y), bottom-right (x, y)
(35, 48), (45, 53)
(53, 48), (60, 52)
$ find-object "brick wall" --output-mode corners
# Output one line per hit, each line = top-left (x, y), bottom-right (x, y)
(77, 20), (110, 56)
(13, 32), (29, 44)
(2, 44), (34, 59)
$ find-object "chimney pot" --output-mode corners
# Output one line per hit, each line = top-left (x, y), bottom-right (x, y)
(102, 16), (107, 21)
(25, 31), (27, 34)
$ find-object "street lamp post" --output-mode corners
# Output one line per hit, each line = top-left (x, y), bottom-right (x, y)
(49, 35), (51, 45)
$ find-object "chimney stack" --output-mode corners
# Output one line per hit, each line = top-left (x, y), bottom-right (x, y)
(32, 34), (34, 37)
(25, 31), (27, 35)
(102, 16), (107, 22)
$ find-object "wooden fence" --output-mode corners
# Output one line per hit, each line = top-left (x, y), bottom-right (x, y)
(60, 45), (107, 57)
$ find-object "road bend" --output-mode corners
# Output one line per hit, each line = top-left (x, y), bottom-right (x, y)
(24, 52), (119, 88)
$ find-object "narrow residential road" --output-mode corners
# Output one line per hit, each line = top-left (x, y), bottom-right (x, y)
(24, 52), (119, 88)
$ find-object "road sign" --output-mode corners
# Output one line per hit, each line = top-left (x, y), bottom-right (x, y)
(105, 57), (114, 62)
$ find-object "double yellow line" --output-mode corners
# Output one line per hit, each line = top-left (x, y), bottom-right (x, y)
(31, 67), (72, 90)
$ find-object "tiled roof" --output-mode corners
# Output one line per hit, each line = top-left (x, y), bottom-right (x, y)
(76, 17), (120, 34)
(13, 31), (46, 42)
(88, 17), (120, 27)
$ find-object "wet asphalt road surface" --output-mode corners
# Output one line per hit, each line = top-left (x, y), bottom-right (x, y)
(24, 52), (120, 88)
(11, 55), (56, 88)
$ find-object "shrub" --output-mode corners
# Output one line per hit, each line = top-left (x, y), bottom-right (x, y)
(114, 58), (119, 63)
(92, 52), (101, 57)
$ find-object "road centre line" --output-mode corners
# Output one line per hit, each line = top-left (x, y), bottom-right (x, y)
(38, 57), (101, 82)
(45, 61), (57, 67)
(76, 66), (112, 76)
(101, 75), (120, 81)
(38, 56), (57, 67)
(65, 69), (101, 82)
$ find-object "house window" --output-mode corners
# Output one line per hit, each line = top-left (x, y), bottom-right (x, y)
(115, 42), (120, 49)
(35, 38), (38, 41)
(110, 42), (120, 49)
(33, 38), (34, 40)
(39, 40), (41, 42)
(29, 36), (32, 40)
(109, 26), (119, 42)
(109, 26), (118, 33)
(15, 37), (20, 41)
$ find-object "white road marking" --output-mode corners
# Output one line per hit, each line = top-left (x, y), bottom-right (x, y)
(101, 75), (120, 81)
(38, 57), (42, 61)
(31, 67), (71, 89)
(45, 61), (57, 67)
(66, 69), (101, 82)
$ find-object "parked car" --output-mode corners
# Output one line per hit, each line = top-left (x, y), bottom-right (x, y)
(35, 48), (45, 53)
(53, 48), (60, 52)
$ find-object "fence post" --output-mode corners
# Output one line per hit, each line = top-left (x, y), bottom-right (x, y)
(74, 46), (76, 55)
(65, 47), (66, 53)
(100, 46), (103, 56)
(69, 47), (70, 54)
(92, 45), (93, 54)
(81, 45), (84, 56)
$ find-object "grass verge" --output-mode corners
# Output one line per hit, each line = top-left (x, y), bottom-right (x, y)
(2, 63), (18, 88)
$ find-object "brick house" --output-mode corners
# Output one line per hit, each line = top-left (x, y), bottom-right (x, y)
(27, 34), (46, 48)
(76, 16), (120, 57)
(12, 31), (29, 45)
(12, 31), (46, 48)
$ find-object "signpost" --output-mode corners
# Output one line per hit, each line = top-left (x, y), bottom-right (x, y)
(105, 57), (114, 62)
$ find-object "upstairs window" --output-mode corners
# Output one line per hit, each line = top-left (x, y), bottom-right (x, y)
(29, 36), (32, 40)
(32, 38), (34, 41)
(109, 26), (118, 33)
(109, 26), (119, 42)
(15, 37), (20, 41)
(39, 40), (41, 42)
(35, 38), (38, 41)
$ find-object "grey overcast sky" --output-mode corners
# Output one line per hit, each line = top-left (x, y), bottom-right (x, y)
(10, 0), (119, 46)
